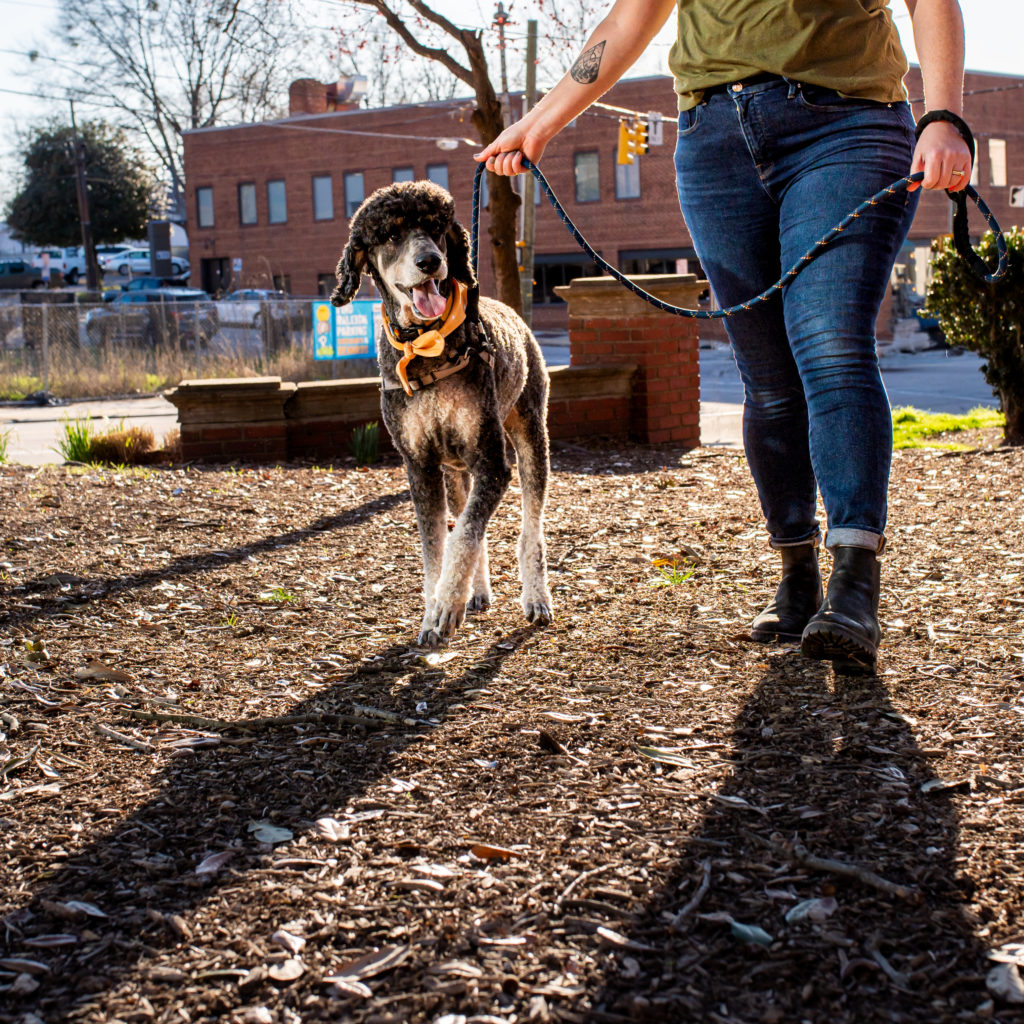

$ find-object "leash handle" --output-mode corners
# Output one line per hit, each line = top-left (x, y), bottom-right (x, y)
(470, 159), (1008, 321)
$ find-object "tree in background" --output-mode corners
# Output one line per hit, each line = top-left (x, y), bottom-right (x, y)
(922, 228), (1024, 445)
(332, 0), (533, 312)
(57, 0), (307, 217)
(5, 120), (152, 248)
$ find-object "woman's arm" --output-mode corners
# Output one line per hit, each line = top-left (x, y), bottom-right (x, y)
(905, 0), (972, 192)
(475, 0), (676, 176)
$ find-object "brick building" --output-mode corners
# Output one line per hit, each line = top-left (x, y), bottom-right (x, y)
(183, 69), (1023, 331)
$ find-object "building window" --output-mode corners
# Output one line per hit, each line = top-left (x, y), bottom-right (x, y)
(344, 172), (364, 218)
(619, 248), (703, 277)
(614, 154), (641, 199)
(273, 273), (291, 293)
(393, 167), (414, 183)
(426, 163), (449, 189)
(317, 273), (337, 297)
(196, 187), (214, 228)
(533, 252), (601, 305)
(989, 138), (1007, 187)
(313, 175), (334, 221)
(238, 182), (257, 225)
(574, 151), (600, 203)
(267, 180), (287, 224)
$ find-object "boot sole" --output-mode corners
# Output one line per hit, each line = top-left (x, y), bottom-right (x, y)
(801, 622), (877, 675)
(751, 627), (805, 644)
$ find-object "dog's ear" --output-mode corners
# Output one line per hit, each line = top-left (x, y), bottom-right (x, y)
(445, 220), (476, 289)
(330, 237), (366, 306)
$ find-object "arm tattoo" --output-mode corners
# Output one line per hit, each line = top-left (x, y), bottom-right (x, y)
(570, 40), (606, 85)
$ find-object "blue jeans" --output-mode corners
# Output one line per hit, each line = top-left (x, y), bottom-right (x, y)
(675, 77), (918, 550)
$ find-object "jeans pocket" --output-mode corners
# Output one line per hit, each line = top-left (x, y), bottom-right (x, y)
(677, 106), (702, 137)
(796, 83), (876, 112)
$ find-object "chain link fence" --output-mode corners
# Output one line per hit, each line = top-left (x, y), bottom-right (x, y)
(0, 292), (378, 400)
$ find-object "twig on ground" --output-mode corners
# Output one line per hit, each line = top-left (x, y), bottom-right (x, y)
(670, 858), (712, 931)
(556, 864), (616, 910)
(742, 830), (919, 902)
(94, 723), (155, 753)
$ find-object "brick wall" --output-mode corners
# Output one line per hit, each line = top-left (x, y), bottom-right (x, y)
(164, 275), (704, 463)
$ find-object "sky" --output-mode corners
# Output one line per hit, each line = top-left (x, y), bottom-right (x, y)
(0, 0), (1021, 208)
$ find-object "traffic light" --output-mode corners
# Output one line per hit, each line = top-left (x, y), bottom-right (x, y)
(616, 118), (649, 165)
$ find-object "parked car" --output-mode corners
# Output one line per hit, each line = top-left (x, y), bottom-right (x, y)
(84, 288), (219, 348)
(0, 258), (59, 289)
(215, 288), (306, 329)
(100, 248), (188, 277)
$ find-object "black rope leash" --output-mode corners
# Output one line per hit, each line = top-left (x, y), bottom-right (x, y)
(469, 157), (1008, 321)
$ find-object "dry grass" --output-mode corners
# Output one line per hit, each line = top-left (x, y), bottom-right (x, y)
(1, 337), (377, 400)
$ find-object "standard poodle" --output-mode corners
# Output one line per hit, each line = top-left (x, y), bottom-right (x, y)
(331, 179), (553, 646)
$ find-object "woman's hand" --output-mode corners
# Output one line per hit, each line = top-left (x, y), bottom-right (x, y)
(909, 119), (972, 192)
(475, 114), (552, 176)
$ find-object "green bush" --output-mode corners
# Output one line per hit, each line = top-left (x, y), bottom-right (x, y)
(922, 227), (1024, 444)
(349, 421), (380, 465)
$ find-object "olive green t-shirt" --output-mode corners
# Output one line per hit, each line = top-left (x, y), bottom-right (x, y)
(669, 0), (909, 111)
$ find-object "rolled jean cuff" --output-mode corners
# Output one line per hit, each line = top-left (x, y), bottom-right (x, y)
(769, 528), (822, 550)
(825, 528), (885, 554)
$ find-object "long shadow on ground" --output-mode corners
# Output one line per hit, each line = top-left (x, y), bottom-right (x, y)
(588, 657), (1000, 1023)
(0, 622), (539, 1020)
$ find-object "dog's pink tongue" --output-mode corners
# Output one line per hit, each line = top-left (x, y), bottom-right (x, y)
(412, 280), (447, 320)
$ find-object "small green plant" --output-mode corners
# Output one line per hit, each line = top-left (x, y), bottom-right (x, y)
(55, 417), (95, 463)
(0, 427), (11, 465)
(891, 405), (1004, 450)
(260, 587), (298, 603)
(350, 421), (381, 465)
(223, 611), (240, 627)
(650, 558), (697, 587)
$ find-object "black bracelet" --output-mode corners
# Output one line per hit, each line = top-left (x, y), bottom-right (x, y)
(915, 109), (975, 164)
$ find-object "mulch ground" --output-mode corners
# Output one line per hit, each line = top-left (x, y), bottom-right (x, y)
(1, 437), (1023, 1024)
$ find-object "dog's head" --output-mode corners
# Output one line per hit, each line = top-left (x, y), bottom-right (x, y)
(331, 180), (475, 328)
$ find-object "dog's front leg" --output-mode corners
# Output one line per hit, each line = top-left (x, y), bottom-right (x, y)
(406, 461), (447, 647)
(432, 433), (511, 640)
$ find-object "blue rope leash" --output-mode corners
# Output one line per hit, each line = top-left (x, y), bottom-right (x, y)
(470, 159), (1009, 320)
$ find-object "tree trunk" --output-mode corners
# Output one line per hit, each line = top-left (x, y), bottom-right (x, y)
(463, 31), (523, 315)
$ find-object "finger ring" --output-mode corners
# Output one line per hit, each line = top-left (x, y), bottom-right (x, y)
(951, 170), (965, 178)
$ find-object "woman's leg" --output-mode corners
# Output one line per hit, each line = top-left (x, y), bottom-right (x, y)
(674, 86), (821, 548)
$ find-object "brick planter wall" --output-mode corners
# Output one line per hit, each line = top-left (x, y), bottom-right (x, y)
(557, 274), (702, 448)
(166, 364), (637, 463)
(165, 273), (705, 462)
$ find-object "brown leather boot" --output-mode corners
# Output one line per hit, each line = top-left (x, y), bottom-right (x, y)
(751, 542), (823, 643)
(801, 545), (881, 673)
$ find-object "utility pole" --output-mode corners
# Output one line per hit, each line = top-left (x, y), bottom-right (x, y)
(520, 18), (537, 327)
(69, 100), (101, 292)
(493, 2), (512, 126)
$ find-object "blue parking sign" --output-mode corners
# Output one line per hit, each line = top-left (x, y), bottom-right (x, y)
(312, 300), (381, 360)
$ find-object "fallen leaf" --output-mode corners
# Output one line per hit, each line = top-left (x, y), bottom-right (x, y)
(470, 843), (515, 861)
(248, 820), (293, 845)
(271, 929), (307, 955)
(324, 944), (411, 982)
(314, 817), (350, 842)
(785, 897), (838, 924)
(74, 660), (132, 683)
(268, 958), (305, 982)
(988, 963), (1024, 1004)
(196, 850), (236, 876)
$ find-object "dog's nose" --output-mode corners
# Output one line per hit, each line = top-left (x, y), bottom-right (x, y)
(415, 253), (442, 275)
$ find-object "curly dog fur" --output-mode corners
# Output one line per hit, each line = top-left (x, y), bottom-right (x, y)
(332, 180), (553, 646)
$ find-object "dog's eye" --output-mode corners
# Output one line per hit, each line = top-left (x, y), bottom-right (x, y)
(387, 230), (402, 243)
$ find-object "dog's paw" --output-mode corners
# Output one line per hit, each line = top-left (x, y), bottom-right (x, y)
(433, 599), (467, 639)
(467, 587), (492, 613)
(417, 626), (443, 648)
(521, 594), (553, 626)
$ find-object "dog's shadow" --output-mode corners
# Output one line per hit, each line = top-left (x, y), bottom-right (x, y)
(1, 628), (538, 1019)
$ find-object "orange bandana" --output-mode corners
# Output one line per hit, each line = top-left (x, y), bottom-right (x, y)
(381, 281), (468, 396)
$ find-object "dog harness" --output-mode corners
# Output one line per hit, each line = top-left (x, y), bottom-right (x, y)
(380, 280), (493, 395)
